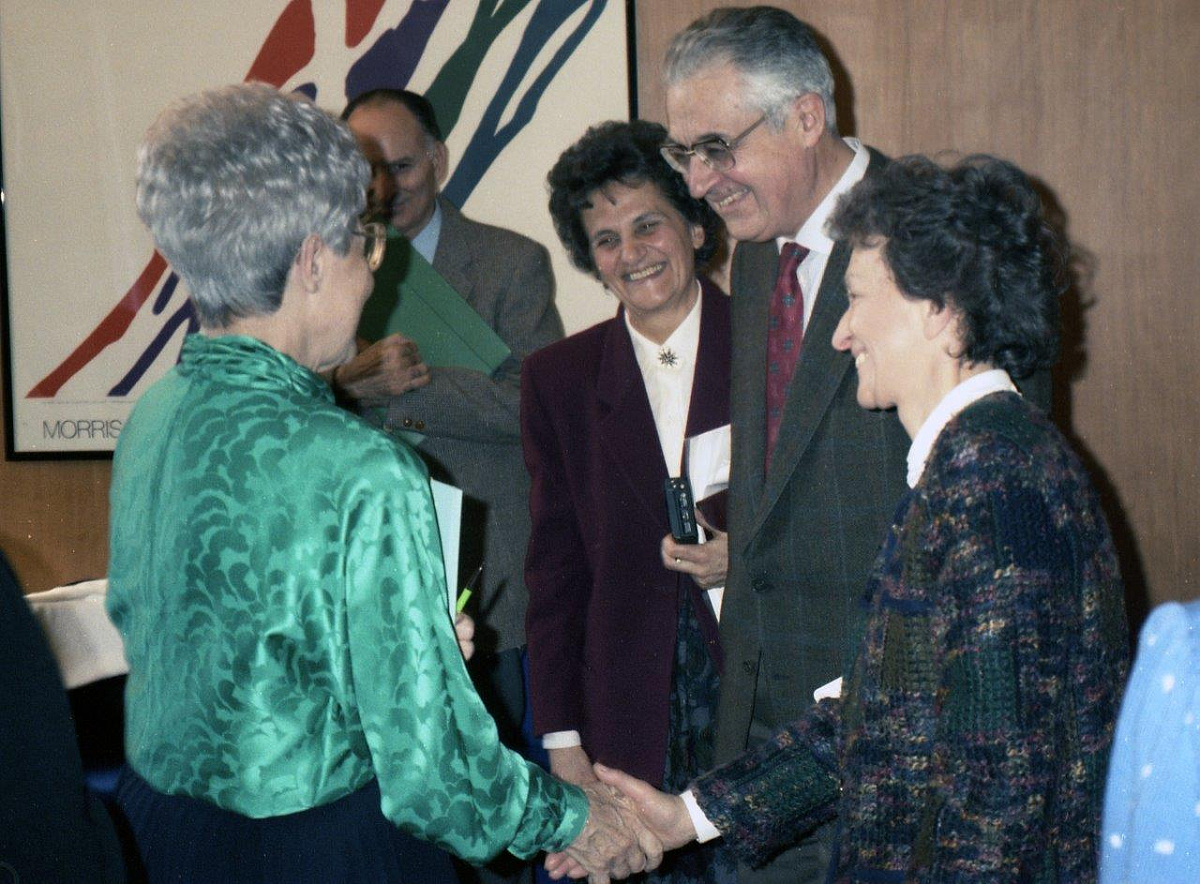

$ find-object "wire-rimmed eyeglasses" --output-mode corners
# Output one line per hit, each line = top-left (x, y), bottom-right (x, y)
(660, 115), (768, 174)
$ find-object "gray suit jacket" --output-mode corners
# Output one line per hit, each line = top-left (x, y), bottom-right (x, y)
(383, 197), (563, 653)
(715, 148), (910, 764)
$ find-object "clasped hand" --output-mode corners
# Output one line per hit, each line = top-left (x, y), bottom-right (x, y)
(547, 764), (700, 882)
(331, 333), (429, 403)
(661, 509), (728, 589)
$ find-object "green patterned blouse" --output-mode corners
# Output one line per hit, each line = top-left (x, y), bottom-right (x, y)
(106, 334), (586, 863)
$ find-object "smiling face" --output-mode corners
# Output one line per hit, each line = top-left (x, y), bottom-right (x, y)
(832, 243), (937, 417)
(666, 62), (822, 243)
(346, 101), (446, 239)
(581, 179), (705, 342)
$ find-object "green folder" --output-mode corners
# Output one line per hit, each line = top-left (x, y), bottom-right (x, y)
(357, 229), (511, 444)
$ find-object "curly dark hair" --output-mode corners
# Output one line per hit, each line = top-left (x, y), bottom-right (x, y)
(547, 119), (721, 277)
(829, 154), (1065, 379)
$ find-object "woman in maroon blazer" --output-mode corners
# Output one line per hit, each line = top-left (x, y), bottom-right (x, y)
(522, 120), (733, 882)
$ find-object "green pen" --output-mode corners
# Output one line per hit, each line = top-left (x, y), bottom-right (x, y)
(456, 565), (483, 613)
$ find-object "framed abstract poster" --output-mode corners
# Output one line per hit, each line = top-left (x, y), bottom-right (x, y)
(1, 0), (632, 456)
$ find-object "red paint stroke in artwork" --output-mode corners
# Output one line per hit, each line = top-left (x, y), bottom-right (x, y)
(27, 253), (168, 397)
(27, 1), (319, 400)
(346, 0), (387, 48)
(244, 0), (315, 86)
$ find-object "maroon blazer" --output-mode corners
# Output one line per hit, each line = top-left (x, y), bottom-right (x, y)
(521, 279), (730, 787)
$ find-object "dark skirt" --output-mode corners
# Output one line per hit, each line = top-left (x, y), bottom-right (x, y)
(632, 586), (737, 884)
(114, 765), (458, 883)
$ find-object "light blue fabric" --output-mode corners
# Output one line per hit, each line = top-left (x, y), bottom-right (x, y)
(1101, 600), (1200, 882)
(409, 199), (442, 264)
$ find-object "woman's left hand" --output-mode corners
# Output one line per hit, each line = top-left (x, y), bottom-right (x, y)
(661, 511), (728, 589)
(454, 612), (475, 661)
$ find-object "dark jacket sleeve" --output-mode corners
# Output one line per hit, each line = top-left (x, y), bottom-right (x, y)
(690, 698), (841, 864)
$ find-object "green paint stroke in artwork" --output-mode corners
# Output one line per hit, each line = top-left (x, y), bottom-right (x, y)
(425, 0), (533, 137)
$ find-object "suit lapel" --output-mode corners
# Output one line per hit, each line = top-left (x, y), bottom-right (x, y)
(682, 283), (731, 670)
(749, 241), (853, 538)
(430, 197), (475, 300)
(729, 241), (775, 526)
(744, 148), (886, 541)
(684, 278), (732, 439)
(595, 312), (671, 532)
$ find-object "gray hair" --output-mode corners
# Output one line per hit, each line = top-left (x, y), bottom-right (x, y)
(136, 83), (368, 328)
(664, 6), (837, 133)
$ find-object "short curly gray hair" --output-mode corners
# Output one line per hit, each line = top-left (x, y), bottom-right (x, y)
(136, 83), (368, 328)
(665, 6), (837, 133)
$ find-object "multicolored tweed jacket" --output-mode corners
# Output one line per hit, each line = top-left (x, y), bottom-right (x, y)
(692, 392), (1129, 881)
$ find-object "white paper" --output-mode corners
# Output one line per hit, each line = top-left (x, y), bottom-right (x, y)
(707, 587), (725, 621)
(813, 676), (843, 702)
(26, 579), (128, 688)
(684, 424), (731, 621)
(429, 479), (462, 613)
(685, 424), (731, 502)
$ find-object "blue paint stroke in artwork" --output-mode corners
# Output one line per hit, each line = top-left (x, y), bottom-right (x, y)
(443, 0), (606, 207)
(108, 300), (199, 396)
(151, 273), (180, 314)
(344, 0), (449, 101)
(292, 81), (317, 100)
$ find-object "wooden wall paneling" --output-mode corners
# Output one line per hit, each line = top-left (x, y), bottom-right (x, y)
(2, 0), (1195, 608)
(0, 456), (111, 594)
(635, 1), (1199, 611)
(0, 343), (111, 594)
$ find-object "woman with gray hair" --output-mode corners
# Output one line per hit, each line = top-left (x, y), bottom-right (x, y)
(106, 83), (652, 883)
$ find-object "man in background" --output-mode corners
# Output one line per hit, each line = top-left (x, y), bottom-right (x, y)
(332, 88), (563, 882)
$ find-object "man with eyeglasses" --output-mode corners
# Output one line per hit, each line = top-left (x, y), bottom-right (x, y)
(657, 8), (910, 882)
(330, 88), (564, 884)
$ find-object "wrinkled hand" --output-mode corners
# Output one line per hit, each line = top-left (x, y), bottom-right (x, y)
(550, 745), (599, 787)
(331, 333), (429, 403)
(661, 510), (728, 589)
(453, 612), (474, 661)
(546, 781), (663, 883)
(594, 763), (697, 853)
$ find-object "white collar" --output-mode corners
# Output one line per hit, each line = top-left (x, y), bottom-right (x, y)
(776, 137), (868, 257)
(625, 282), (703, 374)
(906, 369), (1018, 488)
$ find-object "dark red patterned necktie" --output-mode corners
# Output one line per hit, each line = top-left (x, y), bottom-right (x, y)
(764, 241), (808, 470)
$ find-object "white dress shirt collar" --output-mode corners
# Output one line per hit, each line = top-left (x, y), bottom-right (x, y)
(777, 137), (869, 258)
(771, 138), (868, 330)
(906, 369), (1019, 488)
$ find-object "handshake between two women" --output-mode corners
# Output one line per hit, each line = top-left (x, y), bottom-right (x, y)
(549, 764), (695, 883)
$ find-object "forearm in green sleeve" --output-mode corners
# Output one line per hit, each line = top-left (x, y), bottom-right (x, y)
(344, 459), (585, 862)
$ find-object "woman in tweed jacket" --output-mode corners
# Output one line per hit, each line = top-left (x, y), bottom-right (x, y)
(573, 155), (1130, 883)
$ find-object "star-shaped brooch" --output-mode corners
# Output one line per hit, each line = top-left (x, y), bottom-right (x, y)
(658, 348), (679, 367)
